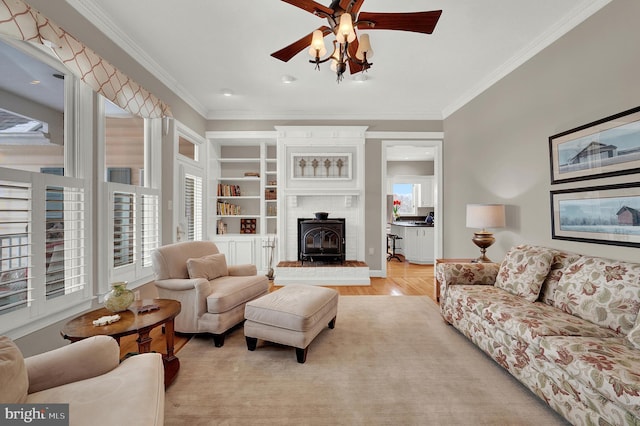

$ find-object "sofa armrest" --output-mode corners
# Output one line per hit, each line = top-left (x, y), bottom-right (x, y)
(228, 264), (257, 276)
(437, 262), (500, 286)
(25, 335), (120, 394)
(437, 262), (499, 302)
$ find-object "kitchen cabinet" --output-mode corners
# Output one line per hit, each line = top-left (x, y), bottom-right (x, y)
(404, 226), (434, 264)
(420, 176), (434, 208)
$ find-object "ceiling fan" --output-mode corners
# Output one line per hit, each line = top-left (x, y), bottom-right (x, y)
(271, 0), (442, 81)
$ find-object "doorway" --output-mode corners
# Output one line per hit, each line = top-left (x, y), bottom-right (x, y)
(381, 139), (443, 277)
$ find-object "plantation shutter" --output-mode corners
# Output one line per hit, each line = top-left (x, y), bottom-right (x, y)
(184, 174), (202, 241)
(0, 180), (31, 314)
(141, 193), (159, 268)
(113, 191), (135, 268)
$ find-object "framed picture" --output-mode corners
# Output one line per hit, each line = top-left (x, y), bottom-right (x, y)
(291, 153), (352, 180)
(550, 182), (640, 247)
(549, 106), (640, 184)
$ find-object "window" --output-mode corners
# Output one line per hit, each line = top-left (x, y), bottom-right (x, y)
(101, 97), (160, 288)
(393, 183), (421, 215)
(0, 38), (91, 337)
(178, 136), (198, 161)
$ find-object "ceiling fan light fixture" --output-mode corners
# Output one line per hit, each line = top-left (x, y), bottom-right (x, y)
(308, 30), (327, 58)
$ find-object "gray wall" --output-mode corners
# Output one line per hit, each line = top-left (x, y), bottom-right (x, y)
(442, 0), (640, 262)
(387, 161), (435, 176)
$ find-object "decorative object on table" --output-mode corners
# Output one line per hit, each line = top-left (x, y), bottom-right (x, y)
(392, 199), (401, 219)
(466, 203), (506, 263)
(314, 212), (329, 220)
(262, 236), (276, 280)
(137, 304), (160, 313)
(103, 281), (135, 312)
(549, 105), (640, 184)
(551, 182), (640, 248)
(240, 218), (257, 234)
(92, 314), (121, 326)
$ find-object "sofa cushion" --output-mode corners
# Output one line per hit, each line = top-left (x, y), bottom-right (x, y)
(628, 315), (640, 350)
(538, 250), (582, 306)
(0, 336), (28, 403)
(206, 275), (269, 314)
(187, 253), (228, 281)
(495, 245), (554, 302)
(554, 256), (640, 335)
(540, 336), (640, 419)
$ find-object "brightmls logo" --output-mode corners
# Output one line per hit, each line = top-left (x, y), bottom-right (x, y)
(0, 404), (68, 425)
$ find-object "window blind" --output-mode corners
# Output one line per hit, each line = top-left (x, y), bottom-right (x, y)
(113, 191), (135, 268)
(184, 174), (202, 241)
(141, 193), (159, 268)
(0, 180), (31, 314)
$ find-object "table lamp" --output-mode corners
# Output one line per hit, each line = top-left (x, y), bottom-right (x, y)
(466, 204), (506, 263)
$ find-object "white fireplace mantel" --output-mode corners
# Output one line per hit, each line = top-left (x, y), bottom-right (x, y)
(276, 126), (367, 265)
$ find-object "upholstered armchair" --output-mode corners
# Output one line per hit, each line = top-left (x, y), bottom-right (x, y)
(151, 240), (269, 347)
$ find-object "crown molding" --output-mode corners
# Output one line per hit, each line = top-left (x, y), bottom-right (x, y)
(205, 109), (444, 121)
(65, 0), (208, 118)
(442, 0), (612, 118)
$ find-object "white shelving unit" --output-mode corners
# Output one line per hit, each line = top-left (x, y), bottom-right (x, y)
(206, 131), (278, 272)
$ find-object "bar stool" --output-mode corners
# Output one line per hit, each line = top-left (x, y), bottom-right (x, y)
(386, 234), (402, 262)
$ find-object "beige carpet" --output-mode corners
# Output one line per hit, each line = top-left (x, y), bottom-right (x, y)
(165, 296), (568, 425)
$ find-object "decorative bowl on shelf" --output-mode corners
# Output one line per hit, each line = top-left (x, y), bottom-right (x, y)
(314, 212), (329, 220)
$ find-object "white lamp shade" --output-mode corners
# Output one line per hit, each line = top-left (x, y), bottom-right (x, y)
(466, 204), (506, 229)
(336, 13), (356, 44)
(308, 30), (327, 57)
(355, 34), (374, 60)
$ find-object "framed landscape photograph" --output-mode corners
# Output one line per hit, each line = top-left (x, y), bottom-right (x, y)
(549, 106), (640, 184)
(550, 182), (640, 247)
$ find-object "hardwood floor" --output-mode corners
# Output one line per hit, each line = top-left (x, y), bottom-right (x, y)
(119, 258), (435, 358)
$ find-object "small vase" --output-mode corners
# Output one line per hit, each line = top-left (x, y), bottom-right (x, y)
(104, 281), (135, 313)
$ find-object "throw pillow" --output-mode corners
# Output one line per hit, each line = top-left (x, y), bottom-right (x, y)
(538, 250), (581, 306)
(628, 316), (640, 350)
(495, 245), (554, 302)
(186, 253), (228, 281)
(554, 256), (640, 335)
(0, 336), (29, 403)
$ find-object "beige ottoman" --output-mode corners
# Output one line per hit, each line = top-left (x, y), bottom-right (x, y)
(244, 285), (339, 363)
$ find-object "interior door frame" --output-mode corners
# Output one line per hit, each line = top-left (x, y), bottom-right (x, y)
(380, 136), (443, 277)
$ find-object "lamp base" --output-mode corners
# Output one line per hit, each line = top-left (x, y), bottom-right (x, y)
(471, 231), (495, 263)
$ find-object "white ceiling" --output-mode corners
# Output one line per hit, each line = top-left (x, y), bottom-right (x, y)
(66, 0), (609, 121)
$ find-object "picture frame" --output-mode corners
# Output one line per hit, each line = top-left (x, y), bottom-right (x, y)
(550, 182), (640, 248)
(549, 106), (640, 184)
(291, 153), (352, 180)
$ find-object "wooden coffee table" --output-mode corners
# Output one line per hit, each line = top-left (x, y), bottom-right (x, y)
(61, 298), (181, 387)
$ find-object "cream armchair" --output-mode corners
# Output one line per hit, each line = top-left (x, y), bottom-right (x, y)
(151, 240), (269, 347)
(0, 335), (164, 426)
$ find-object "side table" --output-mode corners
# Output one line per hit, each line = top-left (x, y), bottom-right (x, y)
(61, 298), (181, 388)
(434, 258), (474, 303)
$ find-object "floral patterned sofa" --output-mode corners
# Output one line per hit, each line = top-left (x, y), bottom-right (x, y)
(438, 244), (640, 426)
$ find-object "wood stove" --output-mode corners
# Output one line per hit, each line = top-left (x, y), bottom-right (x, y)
(297, 218), (345, 264)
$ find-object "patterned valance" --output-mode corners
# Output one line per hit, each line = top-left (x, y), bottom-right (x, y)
(0, 0), (171, 118)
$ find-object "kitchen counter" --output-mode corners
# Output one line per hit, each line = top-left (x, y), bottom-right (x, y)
(390, 221), (434, 227)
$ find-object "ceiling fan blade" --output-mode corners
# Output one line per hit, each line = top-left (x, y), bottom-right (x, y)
(347, 38), (364, 74)
(271, 26), (333, 62)
(340, 0), (365, 15)
(356, 10), (443, 34)
(281, 0), (334, 16)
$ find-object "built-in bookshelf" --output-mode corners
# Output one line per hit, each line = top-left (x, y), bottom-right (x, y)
(207, 136), (277, 237)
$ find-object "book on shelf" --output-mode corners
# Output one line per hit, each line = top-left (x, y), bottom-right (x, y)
(217, 184), (241, 196)
(216, 201), (241, 215)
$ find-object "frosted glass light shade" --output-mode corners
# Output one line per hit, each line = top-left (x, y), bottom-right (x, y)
(355, 34), (373, 60)
(308, 30), (327, 57)
(466, 204), (506, 230)
(336, 13), (356, 44)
